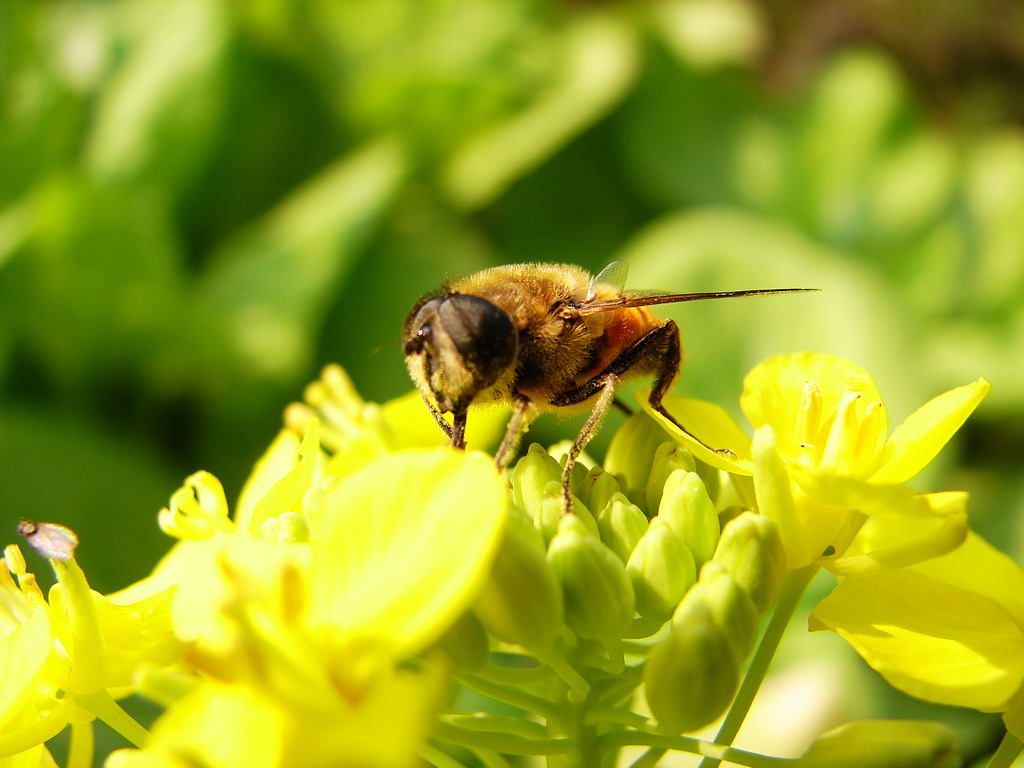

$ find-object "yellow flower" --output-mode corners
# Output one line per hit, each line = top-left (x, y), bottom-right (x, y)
(811, 528), (1024, 739)
(643, 353), (988, 569)
(0, 542), (153, 765)
(110, 447), (507, 768)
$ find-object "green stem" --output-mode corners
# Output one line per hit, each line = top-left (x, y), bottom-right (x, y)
(985, 731), (1024, 768)
(459, 673), (561, 721)
(443, 714), (551, 741)
(596, 730), (793, 768)
(433, 721), (575, 756)
(697, 564), (818, 768)
(422, 744), (466, 768)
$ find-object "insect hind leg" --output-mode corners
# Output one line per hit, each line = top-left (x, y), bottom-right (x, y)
(647, 319), (736, 459)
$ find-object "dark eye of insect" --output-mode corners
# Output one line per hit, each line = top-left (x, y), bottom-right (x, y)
(438, 294), (518, 383)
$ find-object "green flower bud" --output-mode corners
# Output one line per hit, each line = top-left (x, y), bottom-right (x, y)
(644, 594), (738, 733)
(795, 720), (958, 768)
(597, 493), (649, 562)
(511, 443), (562, 519)
(473, 508), (563, 649)
(658, 470), (720, 567)
(547, 514), (635, 644)
(533, 481), (598, 543)
(692, 563), (758, 664)
(583, 465), (621, 517)
(434, 609), (490, 672)
(693, 459), (721, 506)
(645, 442), (696, 515)
(712, 510), (786, 614)
(626, 517), (696, 623)
(605, 411), (665, 502)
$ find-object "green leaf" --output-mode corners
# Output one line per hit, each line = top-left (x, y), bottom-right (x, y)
(199, 139), (406, 380)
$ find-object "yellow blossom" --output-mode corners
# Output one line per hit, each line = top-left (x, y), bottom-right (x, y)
(642, 353), (988, 569)
(812, 528), (1024, 739)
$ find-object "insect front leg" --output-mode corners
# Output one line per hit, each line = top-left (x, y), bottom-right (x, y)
(450, 410), (468, 450)
(420, 394), (454, 440)
(496, 394), (533, 468)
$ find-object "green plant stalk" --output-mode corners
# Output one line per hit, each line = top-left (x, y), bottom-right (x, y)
(596, 730), (793, 768)
(985, 731), (1024, 768)
(459, 673), (561, 721)
(433, 721), (575, 756)
(697, 563), (818, 768)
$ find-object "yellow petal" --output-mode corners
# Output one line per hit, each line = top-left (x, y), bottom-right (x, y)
(740, 354), (881, 461)
(811, 568), (1024, 710)
(825, 512), (967, 576)
(911, 532), (1024, 623)
(0, 609), (54, 728)
(787, 465), (944, 517)
(637, 390), (753, 474)
(234, 430), (303, 533)
(308, 449), (506, 658)
(871, 378), (990, 484)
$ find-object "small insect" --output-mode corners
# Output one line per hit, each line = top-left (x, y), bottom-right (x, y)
(17, 520), (79, 562)
(403, 262), (815, 512)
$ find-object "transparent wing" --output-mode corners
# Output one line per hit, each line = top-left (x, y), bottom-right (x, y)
(587, 260), (629, 300)
(573, 288), (819, 317)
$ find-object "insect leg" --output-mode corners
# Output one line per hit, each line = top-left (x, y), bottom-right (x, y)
(561, 374), (618, 516)
(552, 319), (732, 458)
(420, 393), (454, 440)
(496, 394), (533, 468)
(450, 410), (468, 450)
(646, 320), (736, 459)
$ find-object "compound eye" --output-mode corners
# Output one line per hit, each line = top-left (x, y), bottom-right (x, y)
(438, 294), (518, 388)
(402, 323), (431, 356)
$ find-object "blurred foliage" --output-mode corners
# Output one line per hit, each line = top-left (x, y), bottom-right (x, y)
(1, 0), (1022, 760)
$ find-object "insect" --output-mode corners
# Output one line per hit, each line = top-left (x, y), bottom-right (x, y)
(402, 261), (815, 512)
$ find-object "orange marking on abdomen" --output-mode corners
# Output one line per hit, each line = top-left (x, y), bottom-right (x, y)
(581, 307), (658, 382)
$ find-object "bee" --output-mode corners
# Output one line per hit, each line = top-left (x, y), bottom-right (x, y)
(402, 261), (814, 512)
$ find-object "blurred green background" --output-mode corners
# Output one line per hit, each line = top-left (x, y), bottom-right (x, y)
(3, 0), (1023, 763)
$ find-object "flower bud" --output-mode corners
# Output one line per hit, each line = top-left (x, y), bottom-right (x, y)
(644, 593), (739, 733)
(645, 442), (696, 514)
(547, 514), (635, 644)
(434, 609), (490, 672)
(693, 563), (758, 663)
(511, 444), (562, 520)
(597, 494), (649, 562)
(605, 411), (665, 501)
(626, 517), (696, 623)
(473, 508), (563, 649)
(583, 466), (621, 517)
(796, 720), (958, 768)
(712, 511), (786, 614)
(658, 470), (720, 567)
(693, 460), (721, 506)
(532, 482), (598, 543)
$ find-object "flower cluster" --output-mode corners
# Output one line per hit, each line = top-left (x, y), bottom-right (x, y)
(2, 354), (1016, 768)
